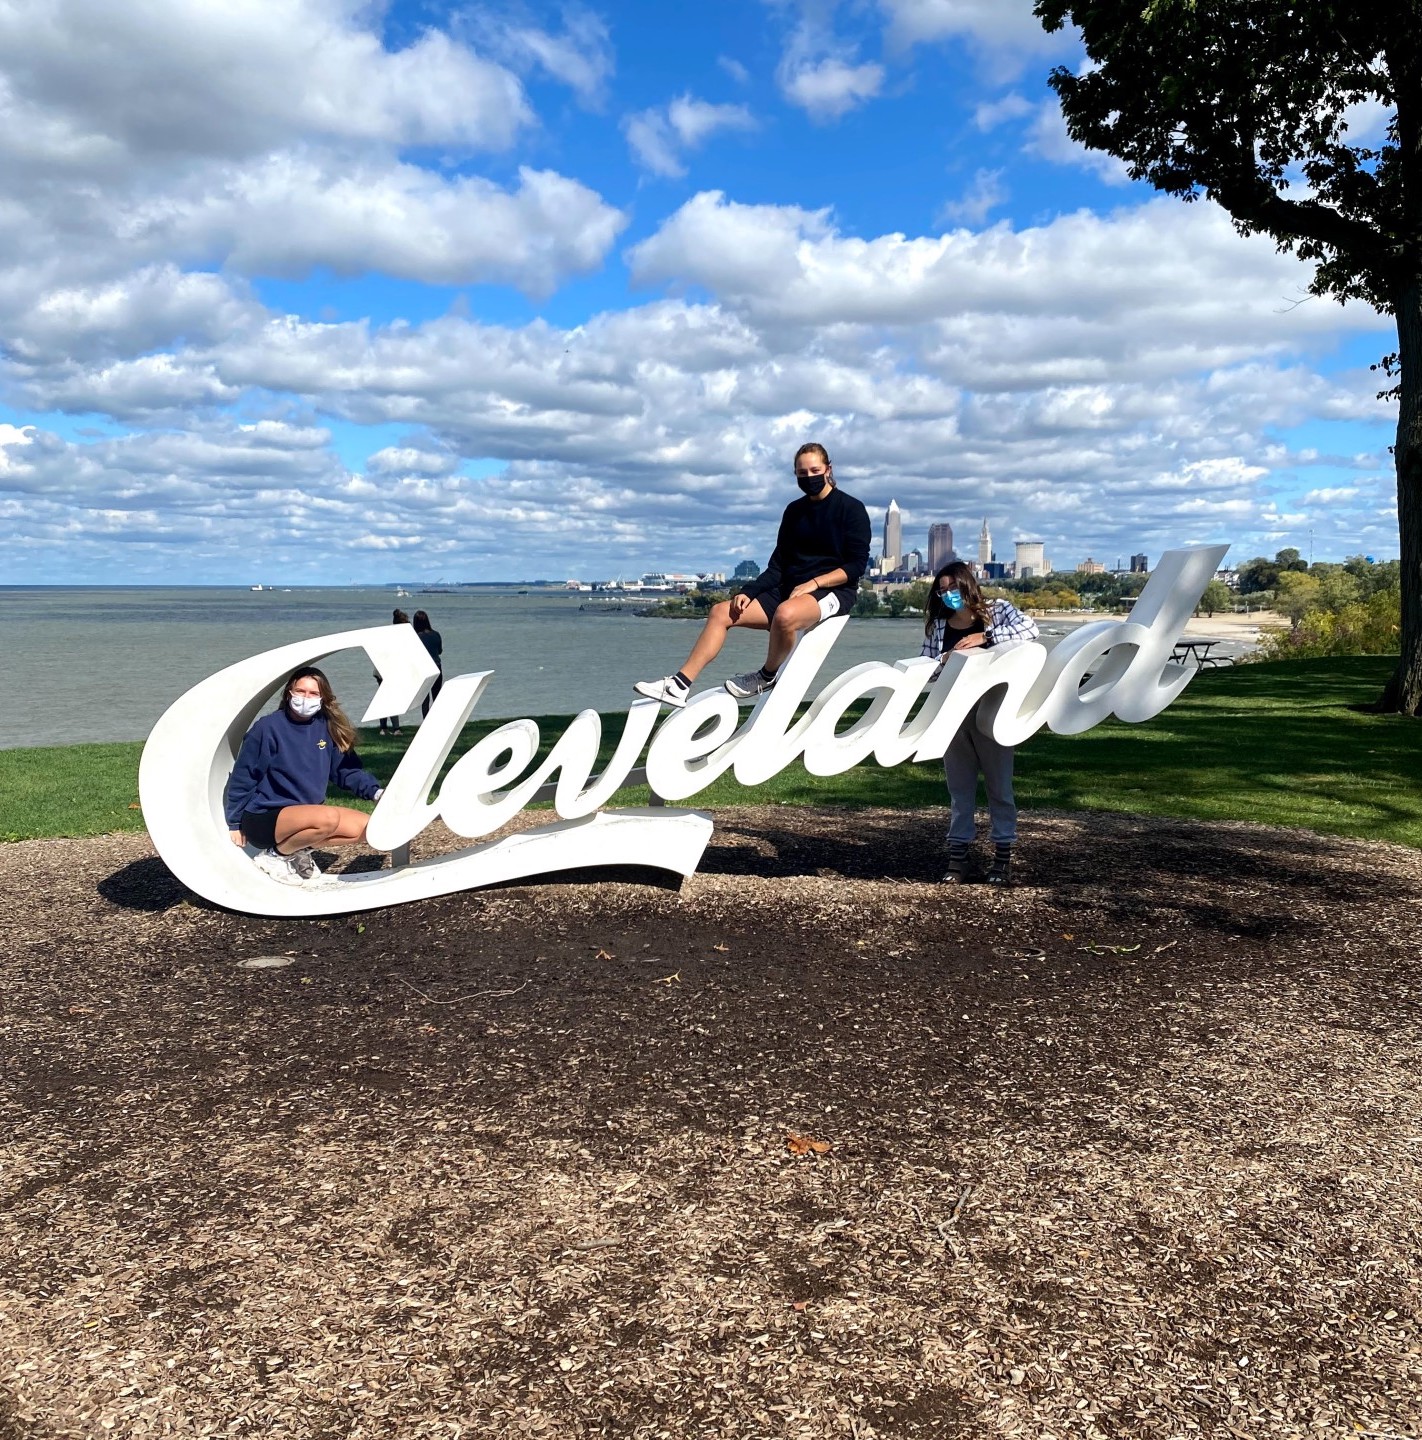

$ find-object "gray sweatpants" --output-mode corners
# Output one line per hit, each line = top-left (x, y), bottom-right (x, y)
(943, 703), (1017, 845)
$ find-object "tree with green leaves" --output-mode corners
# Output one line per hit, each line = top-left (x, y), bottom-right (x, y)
(1034, 0), (1420, 712)
(1199, 578), (1233, 617)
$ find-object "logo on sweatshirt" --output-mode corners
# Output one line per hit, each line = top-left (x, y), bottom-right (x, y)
(317, 738), (327, 749)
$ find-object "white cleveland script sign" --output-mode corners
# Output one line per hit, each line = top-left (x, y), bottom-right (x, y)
(139, 544), (1227, 916)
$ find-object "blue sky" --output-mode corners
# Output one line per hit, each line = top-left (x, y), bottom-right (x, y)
(0, 0), (1398, 584)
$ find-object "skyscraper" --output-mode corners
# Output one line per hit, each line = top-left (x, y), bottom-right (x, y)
(882, 499), (902, 569)
(927, 522), (956, 572)
(1014, 540), (1047, 578)
(978, 518), (991, 568)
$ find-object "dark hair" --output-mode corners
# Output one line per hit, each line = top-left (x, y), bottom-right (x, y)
(282, 666), (356, 751)
(794, 442), (830, 468)
(412, 610), (432, 633)
(392, 608), (409, 624)
(925, 561), (990, 635)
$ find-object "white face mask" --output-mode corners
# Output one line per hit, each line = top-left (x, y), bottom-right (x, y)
(289, 693), (322, 718)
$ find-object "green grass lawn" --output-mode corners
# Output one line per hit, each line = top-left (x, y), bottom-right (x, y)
(3, 657), (1419, 847)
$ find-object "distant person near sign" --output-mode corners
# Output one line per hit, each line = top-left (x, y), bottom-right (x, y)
(634, 443), (872, 707)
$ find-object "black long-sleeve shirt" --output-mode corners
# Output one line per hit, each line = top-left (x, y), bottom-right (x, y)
(741, 487), (872, 601)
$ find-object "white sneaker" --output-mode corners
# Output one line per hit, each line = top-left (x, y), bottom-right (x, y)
(724, 668), (777, 700)
(252, 848), (306, 886)
(633, 674), (690, 708)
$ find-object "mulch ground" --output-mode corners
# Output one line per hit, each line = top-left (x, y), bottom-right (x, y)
(2, 806), (1421, 1440)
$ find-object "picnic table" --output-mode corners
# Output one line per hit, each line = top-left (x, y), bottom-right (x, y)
(1171, 638), (1231, 669)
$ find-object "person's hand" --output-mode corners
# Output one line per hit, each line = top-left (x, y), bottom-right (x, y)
(229, 829), (246, 847)
(789, 580), (820, 599)
(951, 632), (987, 651)
(729, 592), (751, 621)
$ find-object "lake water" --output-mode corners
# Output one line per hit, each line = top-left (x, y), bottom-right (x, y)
(0, 585), (1237, 750)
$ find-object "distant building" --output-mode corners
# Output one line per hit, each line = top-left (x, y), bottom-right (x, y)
(733, 559), (761, 579)
(882, 500), (902, 569)
(1077, 557), (1106, 574)
(1130, 553), (1149, 573)
(902, 548), (924, 575)
(1014, 540), (1047, 579)
(978, 518), (991, 568)
(927, 523), (956, 572)
(983, 561), (1008, 581)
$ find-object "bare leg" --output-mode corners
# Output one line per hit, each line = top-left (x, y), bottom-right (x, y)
(274, 804), (370, 853)
(763, 595), (826, 673)
(679, 599), (770, 681)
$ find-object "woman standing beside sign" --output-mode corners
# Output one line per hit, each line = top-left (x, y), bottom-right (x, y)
(224, 667), (385, 885)
(413, 609), (443, 718)
(921, 562), (1039, 886)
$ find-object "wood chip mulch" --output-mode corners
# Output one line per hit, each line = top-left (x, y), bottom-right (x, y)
(2, 806), (1421, 1439)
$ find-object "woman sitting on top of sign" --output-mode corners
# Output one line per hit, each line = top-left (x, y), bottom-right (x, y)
(224, 667), (385, 885)
(634, 442), (872, 707)
(922, 561), (1039, 887)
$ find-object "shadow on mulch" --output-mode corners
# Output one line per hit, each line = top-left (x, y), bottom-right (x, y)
(96, 855), (191, 913)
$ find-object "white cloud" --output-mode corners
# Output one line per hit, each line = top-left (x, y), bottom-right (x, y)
(973, 92), (1035, 130)
(879, 0), (1060, 50)
(142, 156), (628, 293)
(778, 57), (885, 119)
(719, 56), (752, 85)
(626, 190), (1386, 357)
(0, 0), (532, 171)
(0, 2), (625, 309)
(7, 266), (259, 365)
(939, 168), (1008, 225)
(624, 95), (756, 178)
(461, 7), (615, 108)
(368, 446), (460, 478)
(1027, 99), (1133, 184)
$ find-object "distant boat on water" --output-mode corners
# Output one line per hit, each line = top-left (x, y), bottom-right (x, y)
(250, 584), (264, 591)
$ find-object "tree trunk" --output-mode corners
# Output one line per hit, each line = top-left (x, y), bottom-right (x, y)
(1383, 279), (1422, 714)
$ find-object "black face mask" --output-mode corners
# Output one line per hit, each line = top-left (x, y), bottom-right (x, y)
(797, 474), (829, 496)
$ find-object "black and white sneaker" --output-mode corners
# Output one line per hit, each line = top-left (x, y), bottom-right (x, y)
(725, 668), (777, 700)
(633, 674), (691, 707)
(287, 847), (322, 881)
(252, 848), (305, 886)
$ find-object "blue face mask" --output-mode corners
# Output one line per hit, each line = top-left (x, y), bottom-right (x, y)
(941, 588), (965, 612)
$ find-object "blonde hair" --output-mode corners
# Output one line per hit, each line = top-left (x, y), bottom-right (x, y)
(283, 667), (356, 751)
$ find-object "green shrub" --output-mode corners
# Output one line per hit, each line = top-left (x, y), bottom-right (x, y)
(1257, 590), (1400, 659)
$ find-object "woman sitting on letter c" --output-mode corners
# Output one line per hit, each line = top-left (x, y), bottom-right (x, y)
(224, 667), (385, 885)
(920, 562), (1038, 887)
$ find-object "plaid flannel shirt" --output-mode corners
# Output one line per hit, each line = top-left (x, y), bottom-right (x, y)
(920, 598), (1040, 660)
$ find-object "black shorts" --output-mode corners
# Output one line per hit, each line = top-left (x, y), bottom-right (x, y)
(239, 807), (285, 850)
(754, 584), (858, 625)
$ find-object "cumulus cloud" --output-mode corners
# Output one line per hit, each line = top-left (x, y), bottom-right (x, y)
(147, 157), (627, 293)
(1027, 98), (1133, 184)
(879, 0), (1069, 53)
(461, 7), (615, 108)
(0, 0), (625, 304)
(939, 168), (1008, 225)
(624, 95), (756, 178)
(0, 0), (532, 172)
(368, 446), (461, 478)
(778, 56), (885, 119)
(973, 92), (1035, 130)
(626, 190), (1387, 360)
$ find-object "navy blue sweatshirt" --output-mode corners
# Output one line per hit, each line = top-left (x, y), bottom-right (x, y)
(741, 487), (872, 601)
(224, 708), (382, 826)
